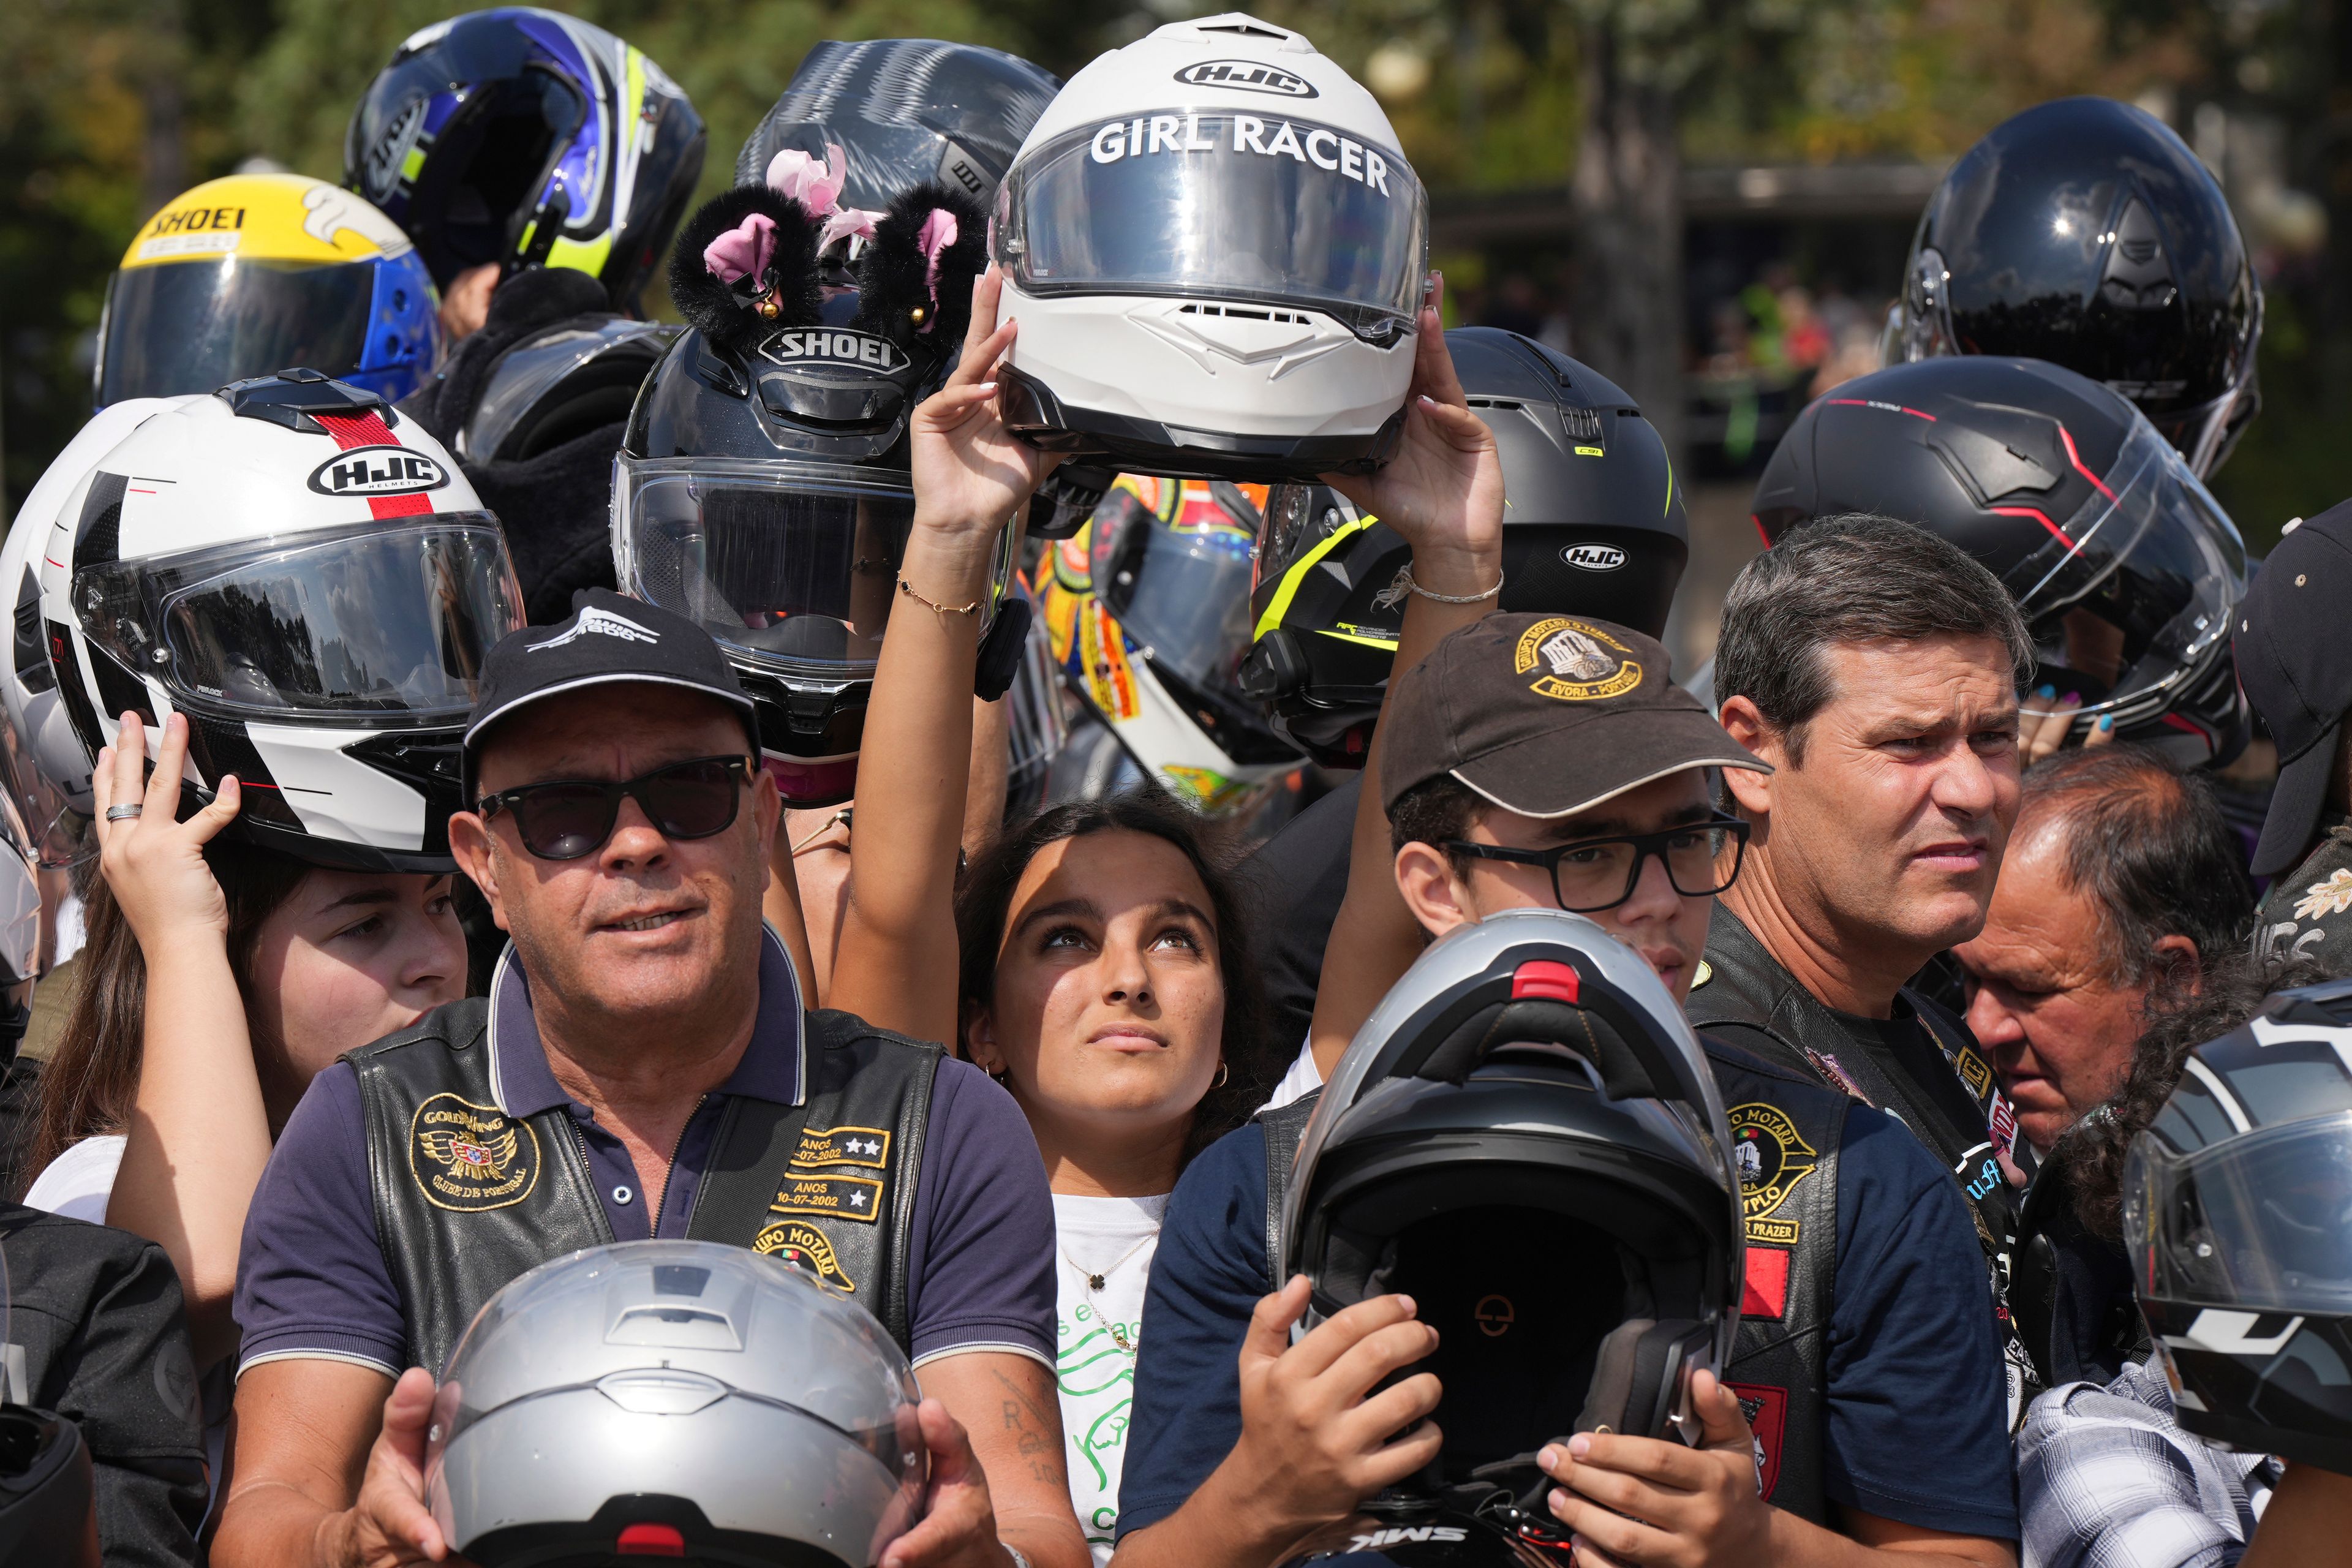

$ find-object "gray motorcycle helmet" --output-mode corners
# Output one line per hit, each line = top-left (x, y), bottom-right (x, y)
(426, 1241), (925, 1566)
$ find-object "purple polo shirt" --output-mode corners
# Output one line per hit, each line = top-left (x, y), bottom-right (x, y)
(233, 929), (1055, 1378)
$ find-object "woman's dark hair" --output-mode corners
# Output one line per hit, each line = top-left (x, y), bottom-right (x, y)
(2068, 948), (2328, 1240)
(954, 791), (1278, 1166)
(24, 842), (312, 1190)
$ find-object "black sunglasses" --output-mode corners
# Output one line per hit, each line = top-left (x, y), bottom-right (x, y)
(1443, 813), (1751, 913)
(476, 756), (754, 861)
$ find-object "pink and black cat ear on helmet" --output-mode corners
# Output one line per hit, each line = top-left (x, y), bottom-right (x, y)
(667, 144), (894, 358)
(852, 183), (990, 351)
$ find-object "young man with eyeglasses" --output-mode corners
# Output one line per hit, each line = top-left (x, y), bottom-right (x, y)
(216, 591), (1088, 1568)
(1115, 615), (2019, 1568)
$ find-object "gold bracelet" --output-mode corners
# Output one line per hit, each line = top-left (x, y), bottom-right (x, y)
(897, 576), (982, 616)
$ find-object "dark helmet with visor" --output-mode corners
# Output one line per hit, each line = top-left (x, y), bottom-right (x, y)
(36, 374), (525, 872)
(1285, 908), (1743, 1481)
(1752, 356), (2247, 766)
(2127, 976), (2352, 1476)
(1889, 96), (2262, 478)
(346, 8), (706, 310)
(1240, 329), (1688, 767)
(618, 116), (1020, 807)
(426, 1242), (926, 1564)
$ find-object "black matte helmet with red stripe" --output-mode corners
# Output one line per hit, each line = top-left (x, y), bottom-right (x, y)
(1752, 356), (2247, 766)
(34, 371), (526, 872)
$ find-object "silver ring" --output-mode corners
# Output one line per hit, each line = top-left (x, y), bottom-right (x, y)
(104, 804), (142, 821)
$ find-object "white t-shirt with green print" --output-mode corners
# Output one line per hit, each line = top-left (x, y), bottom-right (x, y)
(1051, 1192), (1167, 1566)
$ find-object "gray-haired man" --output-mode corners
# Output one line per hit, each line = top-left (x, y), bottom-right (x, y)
(1698, 513), (2039, 1417)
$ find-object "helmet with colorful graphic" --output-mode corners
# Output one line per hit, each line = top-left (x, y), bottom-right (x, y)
(1240, 328), (1689, 767)
(36, 371), (526, 872)
(1034, 476), (1302, 815)
(991, 13), (1430, 481)
(95, 175), (439, 410)
(2128, 974), (2352, 1474)
(346, 9), (706, 311)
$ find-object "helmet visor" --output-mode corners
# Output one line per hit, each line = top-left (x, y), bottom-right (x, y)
(1090, 484), (1262, 690)
(618, 459), (951, 681)
(995, 114), (1428, 336)
(73, 515), (523, 722)
(2002, 418), (2244, 717)
(2129, 1111), (2352, 1314)
(99, 258), (374, 405)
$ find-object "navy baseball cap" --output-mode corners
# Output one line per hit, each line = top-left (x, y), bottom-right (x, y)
(461, 589), (760, 802)
(2236, 500), (2352, 877)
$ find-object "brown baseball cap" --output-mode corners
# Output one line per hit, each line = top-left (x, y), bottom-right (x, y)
(1379, 614), (1770, 820)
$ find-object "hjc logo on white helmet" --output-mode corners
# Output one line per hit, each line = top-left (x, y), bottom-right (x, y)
(308, 446), (450, 498)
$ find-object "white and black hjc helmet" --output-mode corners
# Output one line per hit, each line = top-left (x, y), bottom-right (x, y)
(2128, 975), (2352, 1476)
(1284, 909), (1744, 1492)
(426, 1241), (925, 1566)
(36, 371), (524, 872)
(992, 13), (1430, 481)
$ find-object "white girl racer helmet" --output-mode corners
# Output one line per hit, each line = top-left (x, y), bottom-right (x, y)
(36, 371), (526, 872)
(992, 13), (1428, 481)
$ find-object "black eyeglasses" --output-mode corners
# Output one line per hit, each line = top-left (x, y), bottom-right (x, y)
(1443, 814), (1751, 913)
(475, 756), (754, 861)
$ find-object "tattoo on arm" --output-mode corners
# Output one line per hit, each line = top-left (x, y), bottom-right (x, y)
(989, 1363), (1066, 1487)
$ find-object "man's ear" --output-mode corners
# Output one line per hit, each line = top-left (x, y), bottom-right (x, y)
(2151, 933), (2203, 999)
(447, 811), (511, 933)
(1395, 840), (1474, 938)
(1715, 695), (1780, 818)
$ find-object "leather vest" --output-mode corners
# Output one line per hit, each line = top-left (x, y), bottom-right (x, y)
(1690, 907), (2039, 1425)
(349, 998), (941, 1376)
(1257, 1042), (1842, 1525)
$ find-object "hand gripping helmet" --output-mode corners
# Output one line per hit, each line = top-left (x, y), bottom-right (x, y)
(346, 9), (706, 311)
(992, 13), (1430, 481)
(1033, 477), (1302, 815)
(1752, 356), (2247, 766)
(37, 372), (526, 872)
(96, 174), (439, 409)
(1241, 329), (1689, 767)
(1284, 908), (1743, 1479)
(426, 1241), (925, 1566)
(614, 140), (1019, 807)
(2126, 975), (2352, 1475)
(1888, 97), (2262, 479)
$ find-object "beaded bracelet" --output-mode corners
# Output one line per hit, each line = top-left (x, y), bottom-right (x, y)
(897, 576), (982, 616)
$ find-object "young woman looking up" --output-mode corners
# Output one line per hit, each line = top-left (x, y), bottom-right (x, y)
(24, 710), (466, 1378)
(951, 795), (1276, 1560)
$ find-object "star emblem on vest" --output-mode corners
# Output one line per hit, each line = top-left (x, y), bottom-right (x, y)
(407, 1093), (540, 1212)
(790, 1125), (892, 1170)
(1513, 616), (1645, 702)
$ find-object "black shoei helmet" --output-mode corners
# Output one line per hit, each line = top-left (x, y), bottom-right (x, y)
(1239, 328), (1686, 767)
(1286, 909), (1742, 1480)
(1754, 356), (2247, 766)
(615, 87), (1028, 807)
(2128, 976), (2352, 1476)
(1891, 96), (2261, 479)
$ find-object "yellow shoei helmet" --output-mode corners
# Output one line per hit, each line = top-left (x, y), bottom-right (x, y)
(96, 173), (441, 410)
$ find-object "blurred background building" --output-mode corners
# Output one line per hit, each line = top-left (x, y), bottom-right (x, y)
(2, 0), (2342, 674)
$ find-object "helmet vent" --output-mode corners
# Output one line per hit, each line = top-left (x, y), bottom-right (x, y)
(1511, 960), (1580, 1003)
(1178, 303), (1310, 326)
(1196, 21), (1292, 39)
(1561, 407), (1604, 443)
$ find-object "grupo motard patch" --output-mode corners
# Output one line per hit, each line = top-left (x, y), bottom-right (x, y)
(409, 1092), (540, 1212)
(1728, 1101), (1819, 1248)
(755, 1219), (856, 1292)
(1087, 111), (1399, 197)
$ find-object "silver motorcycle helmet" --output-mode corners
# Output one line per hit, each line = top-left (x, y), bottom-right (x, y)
(426, 1241), (925, 1566)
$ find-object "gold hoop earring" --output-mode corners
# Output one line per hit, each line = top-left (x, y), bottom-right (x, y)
(1212, 1061), (1229, 1090)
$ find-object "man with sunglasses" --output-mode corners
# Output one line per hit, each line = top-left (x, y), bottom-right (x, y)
(1117, 615), (2019, 1567)
(217, 592), (1087, 1568)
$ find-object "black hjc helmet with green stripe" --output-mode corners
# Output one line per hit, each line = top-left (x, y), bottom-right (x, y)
(1237, 328), (1687, 767)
